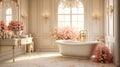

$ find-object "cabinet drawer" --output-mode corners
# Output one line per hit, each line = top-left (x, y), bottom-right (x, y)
(20, 38), (32, 45)
(25, 39), (32, 44)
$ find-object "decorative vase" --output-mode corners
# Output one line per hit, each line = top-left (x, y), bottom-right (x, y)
(13, 30), (23, 38)
(8, 31), (13, 39)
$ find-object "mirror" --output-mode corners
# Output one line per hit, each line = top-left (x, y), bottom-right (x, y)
(0, 0), (19, 26)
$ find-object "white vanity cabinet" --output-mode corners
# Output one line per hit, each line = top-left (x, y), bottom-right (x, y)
(0, 37), (33, 62)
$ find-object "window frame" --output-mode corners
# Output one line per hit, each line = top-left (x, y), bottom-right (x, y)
(6, 8), (12, 26)
(58, 2), (84, 31)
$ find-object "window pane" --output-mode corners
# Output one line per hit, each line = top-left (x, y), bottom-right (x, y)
(64, 15), (70, 21)
(58, 21), (64, 27)
(78, 8), (84, 14)
(78, 21), (84, 24)
(72, 8), (78, 14)
(73, 22), (84, 30)
(72, 15), (77, 21)
(78, 15), (84, 21)
(72, 22), (77, 27)
(78, 22), (84, 27)
(6, 16), (12, 21)
(6, 8), (12, 26)
(64, 8), (70, 14)
(58, 8), (64, 14)
(64, 22), (70, 27)
(6, 8), (12, 14)
(58, 22), (70, 27)
(6, 16), (12, 26)
(58, 15), (64, 21)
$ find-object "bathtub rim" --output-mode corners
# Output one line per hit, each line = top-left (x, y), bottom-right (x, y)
(56, 40), (100, 46)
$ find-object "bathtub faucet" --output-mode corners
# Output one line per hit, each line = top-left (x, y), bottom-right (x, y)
(79, 30), (87, 42)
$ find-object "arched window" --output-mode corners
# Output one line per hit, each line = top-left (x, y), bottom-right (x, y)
(58, 1), (84, 31)
(6, 8), (12, 26)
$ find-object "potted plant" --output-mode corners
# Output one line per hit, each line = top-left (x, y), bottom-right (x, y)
(8, 20), (24, 38)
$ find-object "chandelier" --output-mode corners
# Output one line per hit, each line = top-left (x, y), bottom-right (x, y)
(61, 0), (80, 8)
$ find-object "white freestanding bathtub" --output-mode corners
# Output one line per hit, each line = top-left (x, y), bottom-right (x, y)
(56, 40), (99, 59)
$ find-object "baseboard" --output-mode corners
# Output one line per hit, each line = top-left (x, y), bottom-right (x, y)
(36, 48), (59, 52)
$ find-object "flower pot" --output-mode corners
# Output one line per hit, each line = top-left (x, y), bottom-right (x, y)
(13, 30), (23, 38)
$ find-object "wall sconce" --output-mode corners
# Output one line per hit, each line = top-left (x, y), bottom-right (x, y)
(109, 5), (114, 14)
(21, 12), (27, 19)
(92, 13), (100, 21)
(42, 12), (50, 22)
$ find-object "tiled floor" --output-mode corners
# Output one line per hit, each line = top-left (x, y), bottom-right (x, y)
(0, 52), (116, 67)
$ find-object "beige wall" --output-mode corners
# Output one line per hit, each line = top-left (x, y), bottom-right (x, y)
(20, 0), (29, 34)
(114, 0), (120, 66)
(104, 0), (120, 66)
(28, 0), (104, 51)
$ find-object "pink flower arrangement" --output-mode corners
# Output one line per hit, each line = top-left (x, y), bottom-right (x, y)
(8, 20), (24, 31)
(93, 42), (113, 63)
(52, 27), (79, 40)
(0, 21), (7, 31)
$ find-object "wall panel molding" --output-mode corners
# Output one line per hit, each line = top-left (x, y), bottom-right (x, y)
(29, 0), (104, 51)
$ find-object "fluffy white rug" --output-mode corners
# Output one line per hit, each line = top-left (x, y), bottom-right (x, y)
(0, 52), (115, 67)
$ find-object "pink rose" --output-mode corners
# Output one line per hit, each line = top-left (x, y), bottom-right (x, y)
(8, 20), (24, 31)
